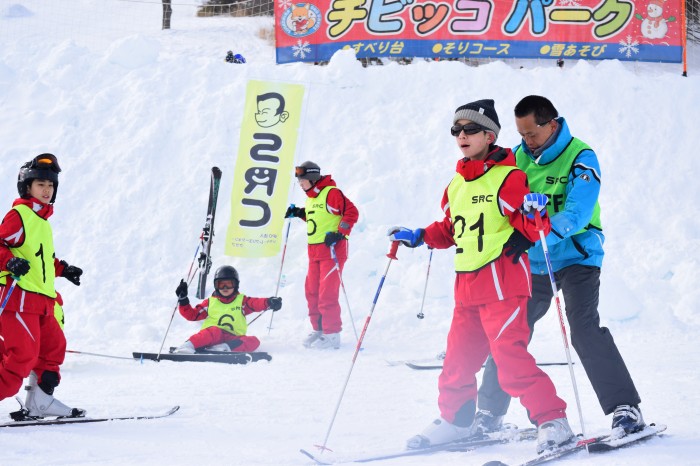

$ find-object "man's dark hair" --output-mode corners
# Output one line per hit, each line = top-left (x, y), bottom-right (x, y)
(257, 92), (286, 115)
(514, 95), (558, 125)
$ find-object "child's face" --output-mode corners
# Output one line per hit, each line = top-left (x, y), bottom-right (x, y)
(298, 178), (313, 191)
(454, 119), (492, 161)
(216, 279), (236, 297)
(28, 179), (55, 204)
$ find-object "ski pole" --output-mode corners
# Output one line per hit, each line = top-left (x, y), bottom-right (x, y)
(416, 248), (433, 319)
(534, 213), (587, 439)
(156, 243), (201, 361)
(268, 212), (293, 335)
(315, 241), (400, 454)
(329, 243), (359, 342)
(66, 349), (134, 360)
(0, 275), (19, 318)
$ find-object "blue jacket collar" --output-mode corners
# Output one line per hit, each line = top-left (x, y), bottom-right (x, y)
(517, 117), (573, 165)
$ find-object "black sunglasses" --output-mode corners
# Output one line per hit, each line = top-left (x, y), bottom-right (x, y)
(451, 123), (486, 137)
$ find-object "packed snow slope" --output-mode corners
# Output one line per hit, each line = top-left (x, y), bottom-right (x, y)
(0, 1), (699, 465)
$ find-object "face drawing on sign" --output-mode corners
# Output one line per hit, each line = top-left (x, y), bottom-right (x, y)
(255, 93), (289, 128)
(244, 167), (277, 196)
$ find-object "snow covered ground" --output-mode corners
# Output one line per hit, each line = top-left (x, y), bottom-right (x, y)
(1, 1), (699, 464)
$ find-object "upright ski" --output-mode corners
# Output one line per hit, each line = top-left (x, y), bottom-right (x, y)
(196, 166), (222, 299)
(0, 406), (180, 429)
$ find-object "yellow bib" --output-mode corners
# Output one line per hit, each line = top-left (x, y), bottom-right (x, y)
(200, 294), (247, 336)
(0, 204), (56, 297)
(447, 166), (516, 272)
(305, 186), (342, 244)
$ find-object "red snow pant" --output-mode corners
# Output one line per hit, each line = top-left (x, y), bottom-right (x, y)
(438, 293), (567, 427)
(188, 326), (260, 352)
(0, 311), (65, 401)
(305, 241), (347, 334)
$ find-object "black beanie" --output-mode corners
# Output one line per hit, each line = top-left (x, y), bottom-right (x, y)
(453, 99), (501, 139)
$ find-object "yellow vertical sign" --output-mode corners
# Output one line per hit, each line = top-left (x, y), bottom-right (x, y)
(225, 80), (305, 257)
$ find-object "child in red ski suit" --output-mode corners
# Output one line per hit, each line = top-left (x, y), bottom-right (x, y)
(284, 161), (359, 350)
(173, 265), (282, 353)
(0, 154), (83, 419)
(390, 100), (573, 454)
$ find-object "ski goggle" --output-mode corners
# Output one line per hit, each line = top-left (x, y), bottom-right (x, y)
(29, 154), (61, 173)
(215, 280), (236, 291)
(295, 166), (320, 178)
(450, 123), (487, 137)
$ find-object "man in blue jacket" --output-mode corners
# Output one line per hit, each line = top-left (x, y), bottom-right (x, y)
(474, 95), (644, 439)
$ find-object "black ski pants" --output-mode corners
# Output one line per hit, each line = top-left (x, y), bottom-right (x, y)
(477, 264), (641, 418)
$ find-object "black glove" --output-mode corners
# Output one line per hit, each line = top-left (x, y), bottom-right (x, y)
(6, 257), (30, 277)
(60, 260), (83, 286)
(175, 279), (189, 304)
(267, 297), (282, 311)
(284, 205), (305, 219)
(504, 230), (535, 264)
(324, 231), (344, 247)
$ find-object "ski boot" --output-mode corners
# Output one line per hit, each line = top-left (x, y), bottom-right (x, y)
(406, 417), (475, 449)
(11, 371), (85, 420)
(536, 417), (574, 454)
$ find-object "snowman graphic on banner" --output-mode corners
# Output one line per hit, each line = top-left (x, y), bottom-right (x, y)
(635, 0), (676, 40)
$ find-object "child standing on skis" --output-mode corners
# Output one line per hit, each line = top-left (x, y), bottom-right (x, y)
(284, 161), (359, 350)
(0, 154), (84, 419)
(389, 100), (573, 454)
(173, 265), (282, 353)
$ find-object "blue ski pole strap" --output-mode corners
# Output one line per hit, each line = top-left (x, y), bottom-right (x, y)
(0, 275), (20, 317)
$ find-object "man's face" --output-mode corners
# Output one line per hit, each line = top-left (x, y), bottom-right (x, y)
(516, 113), (557, 152)
(255, 98), (282, 128)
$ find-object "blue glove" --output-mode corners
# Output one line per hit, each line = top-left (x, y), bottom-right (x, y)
(523, 193), (549, 219)
(388, 226), (425, 248)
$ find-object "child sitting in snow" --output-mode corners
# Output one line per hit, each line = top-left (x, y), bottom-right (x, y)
(173, 265), (282, 353)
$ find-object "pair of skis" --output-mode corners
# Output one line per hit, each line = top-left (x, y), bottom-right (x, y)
(300, 423), (666, 465)
(133, 349), (272, 365)
(195, 166), (223, 299)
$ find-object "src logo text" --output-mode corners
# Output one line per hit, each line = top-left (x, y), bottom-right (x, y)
(546, 176), (568, 184)
(471, 195), (494, 203)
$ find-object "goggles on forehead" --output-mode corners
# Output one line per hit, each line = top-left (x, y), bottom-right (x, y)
(450, 123), (487, 137)
(295, 166), (320, 178)
(30, 154), (61, 173)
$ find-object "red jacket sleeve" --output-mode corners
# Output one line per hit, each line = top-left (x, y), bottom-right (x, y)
(242, 296), (270, 316)
(326, 189), (359, 236)
(0, 209), (23, 269)
(423, 187), (457, 249)
(179, 298), (209, 321)
(501, 171), (551, 241)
